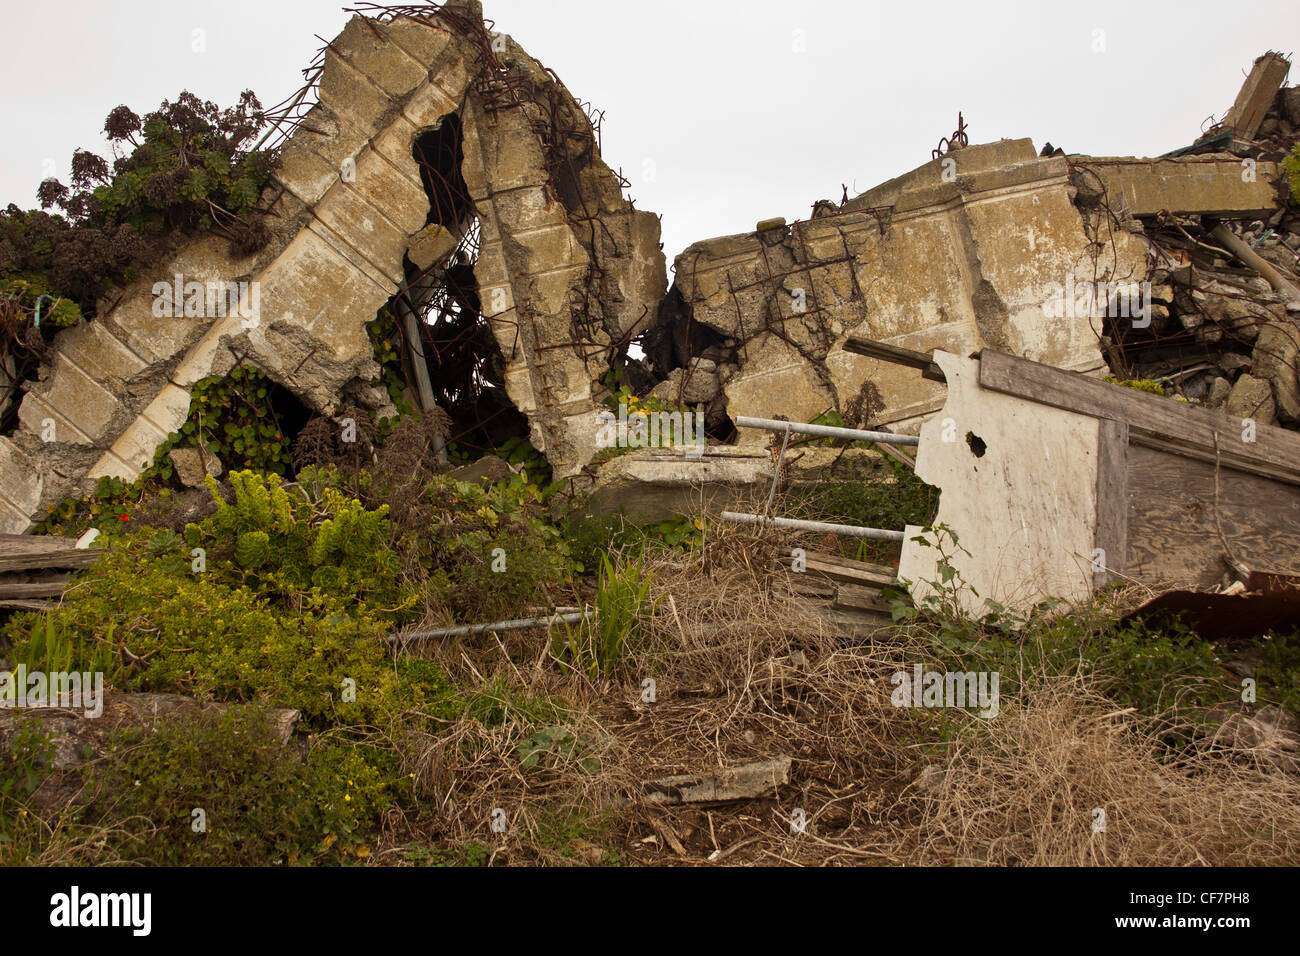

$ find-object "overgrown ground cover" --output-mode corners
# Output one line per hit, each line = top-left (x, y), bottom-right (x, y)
(3, 422), (1298, 866)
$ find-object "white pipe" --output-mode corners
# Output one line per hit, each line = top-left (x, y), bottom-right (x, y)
(720, 511), (906, 542)
(390, 611), (590, 647)
(735, 416), (920, 447)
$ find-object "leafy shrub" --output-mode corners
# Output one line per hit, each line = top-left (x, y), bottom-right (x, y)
(183, 367), (291, 474)
(418, 476), (574, 623)
(2, 553), (436, 728)
(37, 91), (271, 253)
(1284, 143), (1300, 205)
(80, 708), (393, 865)
(188, 470), (412, 618)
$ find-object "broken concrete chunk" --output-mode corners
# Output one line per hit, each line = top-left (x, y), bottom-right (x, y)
(168, 447), (223, 488)
(407, 223), (459, 271)
(645, 756), (792, 805)
(1078, 156), (1281, 218)
(1222, 52), (1292, 141)
(449, 454), (514, 487)
(1225, 373), (1279, 425)
(1253, 322), (1300, 423)
(1206, 376), (1233, 409)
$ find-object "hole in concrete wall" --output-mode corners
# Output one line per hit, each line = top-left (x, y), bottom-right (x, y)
(413, 115), (474, 229)
(188, 365), (313, 476)
(634, 285), (740, 445)
(380, 114), (531, 461)
(966, 431), (987, 458)
(643, 286), (731, 378)
(419, 250), (530, 455)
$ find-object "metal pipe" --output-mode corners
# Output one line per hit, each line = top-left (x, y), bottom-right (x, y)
(720, 511), (906, 542)
(734, 416), (920, 447)
(1210, 223), (1300, 307)
(390, 611), (590, 647)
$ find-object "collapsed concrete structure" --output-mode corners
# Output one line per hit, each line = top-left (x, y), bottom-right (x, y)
(1, 2), (1298, 590)
(0, 0), (666, 532)
(670, 138), (1150, 438)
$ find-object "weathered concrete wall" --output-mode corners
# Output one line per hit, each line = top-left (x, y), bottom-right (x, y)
(462, 35), (665, 477)
(0, 5), (667, 529)
(0, 13), (482, 533)
(672, 139), (1148, 442)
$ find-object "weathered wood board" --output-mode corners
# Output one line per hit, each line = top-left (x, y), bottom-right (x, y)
(0, 534), (98, 574)
(979, 350), (1300, 484)
(1125, 444), (1300, 588)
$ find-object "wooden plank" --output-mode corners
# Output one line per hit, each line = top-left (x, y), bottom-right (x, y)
(803, 553), (897, 588)
(0, 599), (53, 612)
(1093, 420), (1129, 588)
(978, 350), (1300, 483)
(0, 577), (70, 599)
(1126, 444), (1300, 588)
(834, 583), (893, 615)
(0, 544), (98, 574)
(843, 338), (946, 382)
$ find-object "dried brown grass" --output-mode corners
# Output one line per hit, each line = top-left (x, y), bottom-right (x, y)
(386, 517), (1300, 866)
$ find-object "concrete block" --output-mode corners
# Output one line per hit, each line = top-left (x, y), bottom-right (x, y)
(53, 321), (146, 386)
(331, 15), (427, 98)
(382, 15), (454, 65)
(318, 47), (394, 137)
(18, 354), (119, 443)
(1223, 52), (1291, 140)
(0, 437), (42, 530)
(1079, 156), (1280, 218)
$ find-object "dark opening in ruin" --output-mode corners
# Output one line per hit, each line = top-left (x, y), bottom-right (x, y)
(966, 432), (987, 458)
(636, 285), (738, 443)
(413, 116), (474, 229)
(190, 365), (313, 476)
(377, 115), (530, 461)
(1, 315), (51, 439)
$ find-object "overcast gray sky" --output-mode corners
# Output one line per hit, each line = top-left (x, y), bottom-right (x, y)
(2, 0), (1296, 270)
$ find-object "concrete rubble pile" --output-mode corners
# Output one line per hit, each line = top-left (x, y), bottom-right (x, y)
(1, 3), (1298, 540)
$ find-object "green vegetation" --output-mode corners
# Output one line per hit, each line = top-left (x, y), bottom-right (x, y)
(1104, 376), (1166, 396)
(81, 708), (393, 865)
(1284, 143), (1300, 205)
(554, 550), (658, 677)
(2, 91), (272, 433)
(888, 529), (1262, 736)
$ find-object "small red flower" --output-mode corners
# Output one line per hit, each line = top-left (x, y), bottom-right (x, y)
(119, 513), (130, 522)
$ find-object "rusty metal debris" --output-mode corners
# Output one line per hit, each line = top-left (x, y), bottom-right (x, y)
(932, 111), (969, 160)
